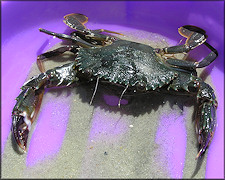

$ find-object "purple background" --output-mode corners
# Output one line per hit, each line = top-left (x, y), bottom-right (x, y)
(1, 1), (224, 178)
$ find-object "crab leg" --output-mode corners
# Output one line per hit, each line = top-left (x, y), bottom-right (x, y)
(63, 13), (123, 42)
(195, 81), (217, 159)
(160, 25), (207, 54)
(37, 45), (78, 72)
(92, 29), (124, 36)
(157, 25), (218, 68)
(165, 58), (196, 71)
(161, 41), (218, 69)
(196, 42), (218, 68)
(168, 74), (217, 159)
(39, 28), (95, 48)
(12, 62), (78, 152)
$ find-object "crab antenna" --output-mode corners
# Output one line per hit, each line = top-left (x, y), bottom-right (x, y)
(90, 77), (100, 105)
(118, 85), (128, 108)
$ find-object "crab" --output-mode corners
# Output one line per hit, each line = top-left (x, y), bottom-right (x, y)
(12, 13), (218, 159)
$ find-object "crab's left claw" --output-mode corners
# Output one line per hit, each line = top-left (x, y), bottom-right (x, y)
(12, 112), (30, 152)
(11, 87), (44, 153)
(195, 82), (217, 159)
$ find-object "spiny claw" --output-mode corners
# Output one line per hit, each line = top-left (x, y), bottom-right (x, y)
(12, 111), (30, 153)
(11, 87), (44, 153)
(195, 130), (214, 159)
(195, 100), (217, 159)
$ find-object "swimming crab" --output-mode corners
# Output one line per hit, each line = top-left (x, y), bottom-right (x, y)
(12, 13), (218, 159)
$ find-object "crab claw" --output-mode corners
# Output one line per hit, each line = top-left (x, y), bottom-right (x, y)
(12, 111), (31, 153)
(196, 128), (215, 159)
(195, 101), (217, 159)
(11, 87), (44, 153)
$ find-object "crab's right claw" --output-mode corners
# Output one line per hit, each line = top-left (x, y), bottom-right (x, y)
(195, 101), (217, 159)
(195, 83), (218, 159)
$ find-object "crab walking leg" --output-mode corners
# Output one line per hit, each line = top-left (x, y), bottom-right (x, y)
(162, 41), (218, 69)
(37, 45), (79, 72)
(157, 25), (218, 68)
(166, 58), (196, 71)
(92, 29), (124, 36)
(195, 81), (218, 159)
(12, 62), (78, 152)
(161, 25), (207, 54)
(196, 42), (218, 68)
(39, 28), (95, 48)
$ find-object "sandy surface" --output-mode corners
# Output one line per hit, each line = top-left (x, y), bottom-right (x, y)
(2, 29), (214, 178)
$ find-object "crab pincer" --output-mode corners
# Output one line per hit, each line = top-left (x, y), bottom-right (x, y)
(12, 111), (30, 152)
(12, 62), (77, 152)
(12, 87), (44, 152)
(195, 82), (218, 159)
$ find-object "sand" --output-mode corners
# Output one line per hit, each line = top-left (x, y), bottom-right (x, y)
(1, 28), (214, 178)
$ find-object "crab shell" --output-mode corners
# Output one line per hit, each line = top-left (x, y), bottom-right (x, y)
(76, 39), (193, 93)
